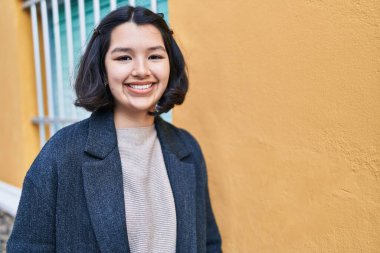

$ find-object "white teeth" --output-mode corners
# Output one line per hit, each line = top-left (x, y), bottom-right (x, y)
(128, 83), (153, 90)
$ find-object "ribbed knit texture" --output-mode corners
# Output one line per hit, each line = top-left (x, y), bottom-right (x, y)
(116, 125), (177, 253)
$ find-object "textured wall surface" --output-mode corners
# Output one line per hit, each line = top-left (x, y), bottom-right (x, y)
(169, 0), (380, 252)
(0, 0), (39, 187)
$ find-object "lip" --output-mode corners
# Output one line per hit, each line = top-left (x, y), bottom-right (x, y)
(124, 81), (157, 95)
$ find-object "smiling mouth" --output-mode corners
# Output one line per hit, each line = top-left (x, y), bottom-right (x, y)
(127, 83), (154, 90)
(124, 82), (157, 94)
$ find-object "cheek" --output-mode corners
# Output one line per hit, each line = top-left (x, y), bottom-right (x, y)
(153, 63), (170, 81)
(108, 66), (130, 82)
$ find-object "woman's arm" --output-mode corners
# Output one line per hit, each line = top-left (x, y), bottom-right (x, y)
(205, 177), (222, 253)
(179, 128), (223, 252)
(7, 147), (57, 252)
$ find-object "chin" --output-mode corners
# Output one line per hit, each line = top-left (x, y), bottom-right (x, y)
(127, 104), (156, 113)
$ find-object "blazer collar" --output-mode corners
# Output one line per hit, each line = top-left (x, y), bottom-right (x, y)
(84, 110), (191, 160)
(84, 110), (117, 159)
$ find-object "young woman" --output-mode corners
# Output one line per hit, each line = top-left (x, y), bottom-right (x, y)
(7, 5), (221, 253)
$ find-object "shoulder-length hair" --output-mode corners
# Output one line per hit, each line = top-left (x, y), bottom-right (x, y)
(74, 6), (188, 116)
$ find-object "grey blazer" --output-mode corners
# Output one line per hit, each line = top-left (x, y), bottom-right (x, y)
(7, 110), (222, 253)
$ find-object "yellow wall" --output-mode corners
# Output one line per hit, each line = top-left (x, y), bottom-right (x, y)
(170, 0), (380, 252)
(1, 0), (379, 251)
(0, 0), (39, 187)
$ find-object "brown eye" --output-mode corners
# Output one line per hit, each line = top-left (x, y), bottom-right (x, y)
(116, 55), (132, 61)
(149, 55), (164, 60)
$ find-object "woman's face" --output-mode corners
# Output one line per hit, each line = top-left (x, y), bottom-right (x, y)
(105, 22), (170, 115)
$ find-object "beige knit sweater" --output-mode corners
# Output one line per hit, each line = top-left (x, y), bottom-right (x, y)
(116, 125), (177, 253)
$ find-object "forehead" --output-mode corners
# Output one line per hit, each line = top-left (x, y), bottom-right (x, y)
(109, 22), (164, 49)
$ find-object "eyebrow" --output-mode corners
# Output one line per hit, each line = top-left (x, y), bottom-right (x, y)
(110, 46), (166, 54)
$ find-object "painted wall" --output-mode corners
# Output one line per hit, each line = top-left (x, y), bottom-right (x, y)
(0, 0), (39, 187)
(169, 0), (380, 252)
(1, 0), (379, 251)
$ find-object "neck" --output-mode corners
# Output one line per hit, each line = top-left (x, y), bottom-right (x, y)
(113, 106), (155, 128)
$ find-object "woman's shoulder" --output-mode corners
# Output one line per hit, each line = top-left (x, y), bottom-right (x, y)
(25, 117), (92, 186)
(155, 116), (194, 137)
(30, 117), (90, 166)
(49, 117), (91, 145)
(156, 117), (204, 159)
(39, 115), (94, 159)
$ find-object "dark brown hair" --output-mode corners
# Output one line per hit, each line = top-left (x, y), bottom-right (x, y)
(74, 6), (188, 116)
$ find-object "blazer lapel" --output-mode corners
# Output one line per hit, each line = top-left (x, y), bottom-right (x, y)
(82, 110), (130, 253)
(155, 117), (197, 253)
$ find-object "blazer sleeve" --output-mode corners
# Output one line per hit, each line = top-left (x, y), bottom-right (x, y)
(7, 144), (57, 253)
(179, 128), (222, 253)
(203, 158), (223, 253)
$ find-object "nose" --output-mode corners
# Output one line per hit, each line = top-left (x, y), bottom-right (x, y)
(131, 58), (150, 77)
